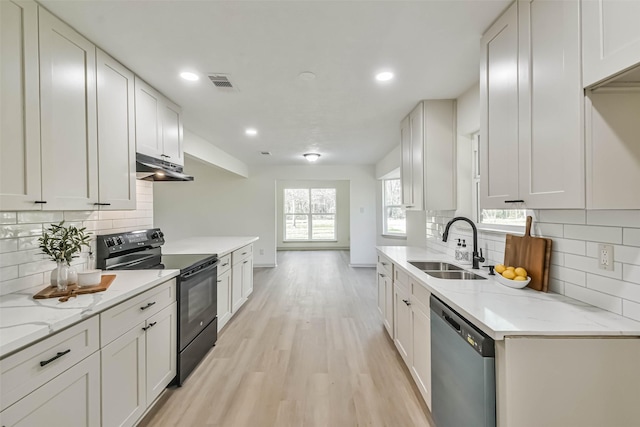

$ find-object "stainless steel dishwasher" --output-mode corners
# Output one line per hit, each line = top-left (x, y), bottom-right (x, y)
(430, 295), (496, 427)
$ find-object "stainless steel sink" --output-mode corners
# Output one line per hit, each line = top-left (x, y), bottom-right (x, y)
(427, 271), (486, 280)
(408, 261), (464, 271)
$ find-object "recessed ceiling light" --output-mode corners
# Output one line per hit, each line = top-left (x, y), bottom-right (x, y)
(375, 71), (394, 82)
(303, 153), (321, 162)
(245, 128), (258, 136)
(180, 72), (199, 81)
(298, 71), (316, 81)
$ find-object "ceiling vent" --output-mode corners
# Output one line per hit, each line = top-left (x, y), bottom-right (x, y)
(260, 151), (272, 156)
(208, 74), (238, 91)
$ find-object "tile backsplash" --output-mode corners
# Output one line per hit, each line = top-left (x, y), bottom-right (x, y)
(0, 180), (153, 296)
(425, 209), (640, 322)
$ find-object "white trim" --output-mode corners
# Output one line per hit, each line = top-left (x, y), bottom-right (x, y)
(381, 234), (407, 240)
(349, 264), (376, 268)
(476, 223), (525, 235)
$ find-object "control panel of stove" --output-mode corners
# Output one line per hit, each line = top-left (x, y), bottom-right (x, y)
(97, 228), (165, 256)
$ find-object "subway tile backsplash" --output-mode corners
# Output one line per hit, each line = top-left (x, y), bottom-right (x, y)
(0, 180), (153, 296)
(425, 209), (640, 322)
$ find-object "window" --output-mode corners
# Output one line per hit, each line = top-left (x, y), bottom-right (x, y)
(472, 133), (526, 228)
(284, 188), (336, 241)
(383, 179), (406, 236)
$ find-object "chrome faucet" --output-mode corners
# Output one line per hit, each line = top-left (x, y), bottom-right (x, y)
(442, 217), (485, 269)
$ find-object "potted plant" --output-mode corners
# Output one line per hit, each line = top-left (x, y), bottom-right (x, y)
(39, 221), (92, 291)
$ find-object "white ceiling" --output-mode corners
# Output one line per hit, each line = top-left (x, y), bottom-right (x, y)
(40, 0), (510, 167)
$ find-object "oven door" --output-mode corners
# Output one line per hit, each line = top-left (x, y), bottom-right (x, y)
(178, 261), (218, 351)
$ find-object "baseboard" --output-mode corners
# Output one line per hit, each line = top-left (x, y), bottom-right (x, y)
(349, 264), (376, 268)
(277, 247), (350, 251)
(254, 263), (277, 268)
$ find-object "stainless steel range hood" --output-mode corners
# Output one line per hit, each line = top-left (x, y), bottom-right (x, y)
(136, 153), (194, 181)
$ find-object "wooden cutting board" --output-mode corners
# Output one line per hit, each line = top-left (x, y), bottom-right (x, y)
(33, 274), (116, 300)
(504, 216), (551, 292)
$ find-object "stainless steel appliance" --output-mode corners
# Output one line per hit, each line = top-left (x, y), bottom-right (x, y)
(96, 229), (218, 385)
(430, 295), (496, 427)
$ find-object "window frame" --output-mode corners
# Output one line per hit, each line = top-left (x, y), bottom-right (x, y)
(283, 187), (337, 242)
(382, 178), (406, 237)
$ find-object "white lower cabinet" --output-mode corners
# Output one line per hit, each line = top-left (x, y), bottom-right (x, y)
(241, 256), (254, 299)
(231, 244), (254, 313)
(231, 262), (244, 313)
(393, 283), (411, 364)
(410, 297), (431, 409)
(217, 267), (232, 331)
(376, 255), (394, 337)
(101, 301), (177, 427)
(0, 352), (101, 427)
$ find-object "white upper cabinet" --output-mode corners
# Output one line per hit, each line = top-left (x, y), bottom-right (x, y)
(39, 7), (99, 211)
(582, 0), (640, 87)
(480, 2), (520, 207)
(0, 0), (42, 211)
(481, 0), (584, 209)
(96, 49), (137, 210)
(517, 0), (584, 208)
(400, 100), (457, 211)
(135, 77), (184, 166)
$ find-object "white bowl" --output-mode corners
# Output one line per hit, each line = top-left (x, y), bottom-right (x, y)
(495, 274), (531, 289)
(77, 270), (102, 287)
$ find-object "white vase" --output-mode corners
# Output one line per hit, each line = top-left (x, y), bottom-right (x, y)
(51, 260), (69, 291)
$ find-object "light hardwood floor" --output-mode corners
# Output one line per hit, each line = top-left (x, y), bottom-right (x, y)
(142, 251), (435, 427)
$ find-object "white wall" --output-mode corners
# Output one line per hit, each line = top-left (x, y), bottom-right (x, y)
(455, 83), (480, 219)
(153, 158), (378, 267)
(276, 180), (350, 250)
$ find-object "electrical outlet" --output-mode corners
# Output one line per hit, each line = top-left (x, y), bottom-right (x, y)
(598, 244), (614, 271)
(259, 249), (264, 255)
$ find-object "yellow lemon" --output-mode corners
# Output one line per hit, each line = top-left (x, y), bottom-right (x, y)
(514, 276), (527, 281)
(502, 270), (516, 280)
(495, 264), (506, 274)
(515, 267), (528, 278)
(506, 266), (515, 271)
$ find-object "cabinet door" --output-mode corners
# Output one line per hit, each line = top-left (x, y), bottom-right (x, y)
(39, 7), (98, 211)
(135, 77), (163, 159)
(400, 115), (413, 207)
(518, 0), (584, 208)
(480, 2), (520, 208)
(241, 257), (253, 298)
(411, 302), (432, 409)
(231, 262), (244, 312)
(161, 100), (184, 166)
(383, 274), (393, 338)
(408, 103), (424, 210)
(582, 0), (640, 87)
(0, 352), (100, 427)
(377, 269), (386, 319)
(96, 49), (136, 210)
(217, 268), (232, 331)
(146, 302), (177, 405)
(101, 322), (146, 427)
(393, 284), (411, 366)
(423, 100), (457, 210)
(0, 0), (42, 211)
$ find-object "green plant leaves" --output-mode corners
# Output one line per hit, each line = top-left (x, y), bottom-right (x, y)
(38, 221), (92, 264)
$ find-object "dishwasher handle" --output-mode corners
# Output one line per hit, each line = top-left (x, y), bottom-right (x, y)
(443, 313), (461, 332)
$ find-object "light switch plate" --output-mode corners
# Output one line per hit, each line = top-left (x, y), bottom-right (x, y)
(598, 244), (614, 271)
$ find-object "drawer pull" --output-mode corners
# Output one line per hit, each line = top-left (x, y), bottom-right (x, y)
(34, 200), (47, 204)
(243, 260), (248, 264)
(402, 299), (411, 306)
(140, 301), (156, 311)
(242, 252), (247, 255)
(379, 273), (385, 277)
(222, 262), (229, 267)
(40, 349), (71, 367)
(217, 280), (222, 283)
(142, 321), (157, 331)
(504, 199), (524, 203)
(381, 262), (388, 266)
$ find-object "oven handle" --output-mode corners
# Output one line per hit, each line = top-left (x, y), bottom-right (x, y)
(181, 259), (220, 280)
(106, 255), (158, 270)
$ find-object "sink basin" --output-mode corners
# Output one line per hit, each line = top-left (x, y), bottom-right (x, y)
(427, 271), (487, 280)
(408, 261), (464, 271)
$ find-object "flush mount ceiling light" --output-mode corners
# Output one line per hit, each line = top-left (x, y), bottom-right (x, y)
(298, 71), (317, 81)
(245, 128), (258, 136)
(375, 71), (394, 82)
(303, 153), (321, 162)
(180, 71), (199, 81)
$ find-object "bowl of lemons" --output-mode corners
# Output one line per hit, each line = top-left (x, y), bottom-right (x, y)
(494, 264), (531, 289)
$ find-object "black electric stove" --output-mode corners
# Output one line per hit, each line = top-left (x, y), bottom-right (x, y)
(96, 229), (219, 386)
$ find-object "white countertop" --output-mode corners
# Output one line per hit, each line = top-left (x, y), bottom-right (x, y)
(0, 269), (179, 358)
(162, 236), (259, 256)
(378, 246), (640, 340)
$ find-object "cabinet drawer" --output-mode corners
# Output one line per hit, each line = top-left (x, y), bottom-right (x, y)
(101, 279), (176, 346)
(0, 316), (99, 411)
(232, 244), (252, 265)
(411, 282), (431, 311)
(377, 255), (393, 277)
(218, 253), (231, 274)
(394, 269), (409, 292)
